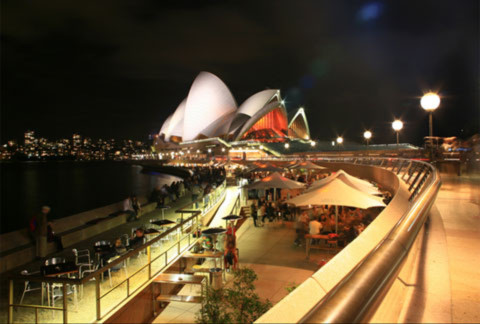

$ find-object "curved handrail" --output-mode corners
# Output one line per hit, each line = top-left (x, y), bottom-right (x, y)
(301, 158), (441, 323)
(254, 157), (440, 324)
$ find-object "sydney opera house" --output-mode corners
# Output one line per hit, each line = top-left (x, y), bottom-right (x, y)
(154, 72), (311, 156)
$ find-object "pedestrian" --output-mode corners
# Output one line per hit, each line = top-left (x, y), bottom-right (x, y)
(251, 202), (258, 227)
(30, 206), (50, 258)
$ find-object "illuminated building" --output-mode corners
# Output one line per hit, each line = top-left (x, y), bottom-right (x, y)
(155, 72), (310, 154)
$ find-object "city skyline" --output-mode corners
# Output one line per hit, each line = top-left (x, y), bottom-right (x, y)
(1, 1), (479, 145)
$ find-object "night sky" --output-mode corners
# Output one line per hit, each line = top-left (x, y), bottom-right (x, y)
(1, 0), (479, 145)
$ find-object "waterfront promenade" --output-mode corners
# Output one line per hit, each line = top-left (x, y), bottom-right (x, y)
(394, 174), (480, 323)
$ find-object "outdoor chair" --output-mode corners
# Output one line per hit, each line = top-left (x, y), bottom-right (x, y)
(72, 248), (92, 272)
(19, 270), (45, 305)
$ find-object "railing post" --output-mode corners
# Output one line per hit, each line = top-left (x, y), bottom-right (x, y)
(95, 274), (101, 321)
(8, 279), (13, 324)
(409, 166), (425, 192)
(406, 163), (419, 184)
(62, 283), (68, 324)
(147, 246), (151, 279)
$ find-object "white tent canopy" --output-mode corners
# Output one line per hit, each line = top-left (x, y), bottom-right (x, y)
(308, 169), (382, 195)
(244, 172), (305, 190)
(290, 160), (327, 170)
(248, 162), (285, 173)
(287, 177), (385, 209)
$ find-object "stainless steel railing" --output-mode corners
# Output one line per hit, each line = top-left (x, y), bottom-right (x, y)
(300, 157), (441, 323)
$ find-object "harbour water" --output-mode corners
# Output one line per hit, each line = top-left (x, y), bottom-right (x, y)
(0, 161), (180, 234)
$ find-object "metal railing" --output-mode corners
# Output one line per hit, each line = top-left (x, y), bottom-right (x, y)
(295, 157), (441, 323)
(8, 180), (228, 324)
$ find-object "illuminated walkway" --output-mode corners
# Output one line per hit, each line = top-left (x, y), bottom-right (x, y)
(208, 187), (240, 228)
(395, 174), (480, 323)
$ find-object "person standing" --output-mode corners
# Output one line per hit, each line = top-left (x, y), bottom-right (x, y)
(250, 202), (258, 227)
(32, 206), (50, 258)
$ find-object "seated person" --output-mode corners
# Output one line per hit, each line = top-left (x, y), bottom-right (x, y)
(309, 217), (323, 244)
(130, 228), (145, 249)
(309, 217), (323, 235)
(101, 238), (127, 267)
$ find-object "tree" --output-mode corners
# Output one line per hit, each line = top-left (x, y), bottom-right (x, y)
(196, 267), (271, 324)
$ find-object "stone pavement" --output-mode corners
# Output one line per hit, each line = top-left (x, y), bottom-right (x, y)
(396, 174), (480, 323)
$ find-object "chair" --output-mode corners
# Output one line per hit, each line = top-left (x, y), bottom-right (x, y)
(19, 270), (45, 305)
(72, 248), (92, 271)
(106, 255), (128, 287)
(44, 258), (77, 308)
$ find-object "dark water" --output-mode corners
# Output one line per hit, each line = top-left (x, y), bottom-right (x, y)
(0, 161), (181, 234)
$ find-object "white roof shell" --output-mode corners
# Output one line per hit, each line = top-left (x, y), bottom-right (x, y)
(159, 114), (173, 137)
(237, 89), (279, 117)
(183, 72), (237, 141)
(164, 98), (186, 140)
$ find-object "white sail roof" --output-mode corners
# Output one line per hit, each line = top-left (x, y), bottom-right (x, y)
(164, 98), (186, 140)
(159, 114), (173, 136)
(183, 72), (237, 141)
(237, 89), (279, 117)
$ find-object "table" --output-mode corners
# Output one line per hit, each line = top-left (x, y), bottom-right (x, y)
(157, 205), (171, 220)
(183, 250), (225, 277)
(153, 273), (205, 309)
(41, 262), (79, 307)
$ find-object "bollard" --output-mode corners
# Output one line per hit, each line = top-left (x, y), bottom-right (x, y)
(209, 268), (223, 289)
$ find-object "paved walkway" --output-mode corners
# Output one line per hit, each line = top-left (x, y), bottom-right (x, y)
(397, 174), (480, 323)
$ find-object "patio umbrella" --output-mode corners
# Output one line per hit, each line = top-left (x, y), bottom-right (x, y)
(244, 172), (305, 190)
(222, 214), (242, 228)
(244, 172), (305, 202)
(289, 160), (327, 170)
(248, 162), (285, 173)
(307, 169), (382, 195)
(289, 160), (328, 182)
(287, 178), (385, 233)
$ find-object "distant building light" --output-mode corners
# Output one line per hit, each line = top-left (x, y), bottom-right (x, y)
(284, 143), (290, 149)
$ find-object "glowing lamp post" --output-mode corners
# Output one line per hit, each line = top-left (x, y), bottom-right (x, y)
(420, 92), (440, 138)
(392, 120), (403, 146)
(363, 131), (372, 146)
(284, 143), (290, 149)
(336, 137), (343, 150)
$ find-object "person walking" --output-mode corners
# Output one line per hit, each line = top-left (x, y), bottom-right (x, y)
(251, 202), (258, 227)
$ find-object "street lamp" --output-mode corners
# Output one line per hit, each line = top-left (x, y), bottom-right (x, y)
(363, 131), (372, 146)
(392, 120), (403, 146)
(420, 92), (440, 138)
(310, 141), (316, 147)
(336, 137), (343, 144)
(284, 143), (290, 149)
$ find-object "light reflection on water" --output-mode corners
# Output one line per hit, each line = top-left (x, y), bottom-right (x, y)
(0, 161), (180, 234)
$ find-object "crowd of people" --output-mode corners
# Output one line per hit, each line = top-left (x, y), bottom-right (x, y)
(148, 166), (226, 207)
(294, 205), (380, 247)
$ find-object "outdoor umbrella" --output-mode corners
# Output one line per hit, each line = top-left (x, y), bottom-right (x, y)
(248, 162), (285, 173)
(289, 160), (328, 182)
(289, 160), (327, 170)
(244, 172), (305, 190)
(222, 214), (242, 228)
(244, 172), (305, 202)
(286, 177), (385, 233)
(307, 169), (382, 195)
